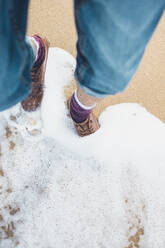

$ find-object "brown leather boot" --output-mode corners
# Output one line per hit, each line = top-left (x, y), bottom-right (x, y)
(67, 98), (100, 137)
(21, 35), (50, 112)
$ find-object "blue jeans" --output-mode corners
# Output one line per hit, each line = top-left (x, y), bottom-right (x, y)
(74, 0), (165, 97)
(0, 0), (165, 111)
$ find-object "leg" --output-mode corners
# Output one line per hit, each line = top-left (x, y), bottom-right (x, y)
(69, 0), (165, 136)
(0, 0), (32, 111)
(0, 0), (49, 112)
(74, 0), (165, 98)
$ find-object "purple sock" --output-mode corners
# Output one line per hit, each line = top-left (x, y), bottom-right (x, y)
(70, 93), (92, 123)
(33, 36), (45, 67)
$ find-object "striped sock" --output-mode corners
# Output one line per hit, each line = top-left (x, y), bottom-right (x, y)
(32, 36), (45, 67)
(70, 90), (96, 123)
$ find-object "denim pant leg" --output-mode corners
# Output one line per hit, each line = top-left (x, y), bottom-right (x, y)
(74, 0), (165, 98)
(0, 0), (34, 111)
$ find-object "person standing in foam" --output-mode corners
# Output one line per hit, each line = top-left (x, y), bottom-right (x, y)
(0, 0), (165, 136)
